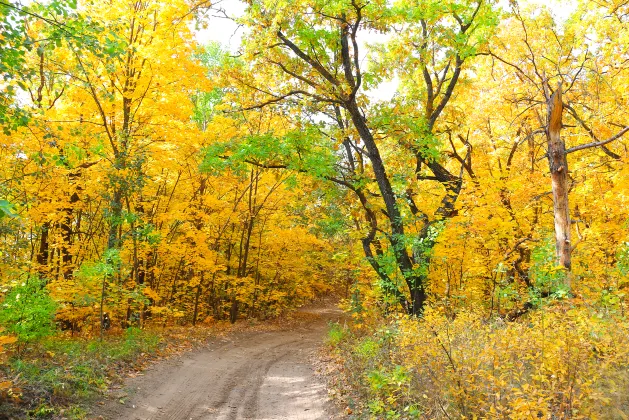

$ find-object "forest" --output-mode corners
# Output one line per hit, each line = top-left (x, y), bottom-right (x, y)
(1, 0), (629, 418)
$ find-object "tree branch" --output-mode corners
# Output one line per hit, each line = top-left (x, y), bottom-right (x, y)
(566, 126), (629, 154)
(277, 30), (341, 89)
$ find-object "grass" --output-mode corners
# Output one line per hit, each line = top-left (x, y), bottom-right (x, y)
(0, 328), (162, 419)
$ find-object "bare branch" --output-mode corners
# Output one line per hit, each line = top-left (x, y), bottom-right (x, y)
(566, 126), (629, 154)
(240, 90), (342, 110)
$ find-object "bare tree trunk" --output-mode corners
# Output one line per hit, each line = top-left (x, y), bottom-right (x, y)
(546, 83), (571, 286)
(192, 272), (204, 326)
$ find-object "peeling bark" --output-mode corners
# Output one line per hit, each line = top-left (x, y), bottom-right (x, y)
(546, 83), (572, 286)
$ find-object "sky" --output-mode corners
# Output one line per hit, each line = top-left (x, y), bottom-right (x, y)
(196, 0), (247, 52)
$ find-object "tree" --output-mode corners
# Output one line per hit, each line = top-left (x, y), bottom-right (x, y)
(213, 0), (497, 314)
(485, 3), (629, 292)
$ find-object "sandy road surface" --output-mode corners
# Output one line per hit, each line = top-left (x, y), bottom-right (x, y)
(91, 306), (342, 420)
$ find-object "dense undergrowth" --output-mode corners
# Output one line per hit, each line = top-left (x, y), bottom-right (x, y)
(327, 301), (629, 419)
(0, 327), (162, 419)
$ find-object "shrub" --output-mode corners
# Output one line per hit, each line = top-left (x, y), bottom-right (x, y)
(330, 302), (629, 419)
(0, 277), (57, 347)
(3, 328), (162, 417)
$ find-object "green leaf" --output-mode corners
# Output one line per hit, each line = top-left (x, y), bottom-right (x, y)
(0, 200), (17, 219)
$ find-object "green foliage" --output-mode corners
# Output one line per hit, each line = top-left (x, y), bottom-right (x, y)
(599, 287), (625, 312)
(365, 362), (415, 417)
(327, 321), (347, 346)
(79, 248), (121, 279)
(367, 365), (410, 392)
(0, 199), (17, 219)
(357, 337), (380, 359)
(6, 328), (161, 418)
(0, 277), (57, 344)
(313, 204), (351, 237)
(202, 127), (337, 180)
(410, 221), (445, 277)
(192, 42), (226, 130)
(617, 241), (629, 277)
(528, 238), (569, 305)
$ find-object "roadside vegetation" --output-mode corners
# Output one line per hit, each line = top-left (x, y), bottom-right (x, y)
(327, 300), (629, 419)
(1, 328), (160, 419)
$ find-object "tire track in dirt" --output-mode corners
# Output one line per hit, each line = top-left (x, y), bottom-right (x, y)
(91, 305), (341, 420)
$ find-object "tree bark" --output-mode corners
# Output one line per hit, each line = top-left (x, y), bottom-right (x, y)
(345, 101), (420, 313)
(59, 191), (80, 279)
(192, 272), (204, 326)
(546, 83), (572, 283)
(36, 221), (50, 270)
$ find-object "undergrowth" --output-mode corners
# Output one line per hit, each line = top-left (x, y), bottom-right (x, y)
(327, 301), (629, 419)
(0, 327), (161, 419)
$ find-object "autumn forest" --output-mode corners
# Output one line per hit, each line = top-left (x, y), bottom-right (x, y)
(1, 0), (629, 418)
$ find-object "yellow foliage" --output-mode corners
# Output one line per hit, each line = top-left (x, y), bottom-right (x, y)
(333, 302), (629, 418)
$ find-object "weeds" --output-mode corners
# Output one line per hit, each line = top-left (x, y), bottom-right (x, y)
(0, 328), (161, 419)
(327, 321), (347, 346)
(328, 302), (629, 419)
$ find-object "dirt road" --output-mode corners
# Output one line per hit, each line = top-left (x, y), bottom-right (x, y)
(92, 306), (342, 420)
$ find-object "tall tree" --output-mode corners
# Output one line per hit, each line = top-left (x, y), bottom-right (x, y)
(215, 0), (497, 314)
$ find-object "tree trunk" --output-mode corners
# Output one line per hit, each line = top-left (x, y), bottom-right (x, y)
(36, 221), (50, 271)
(546, 83), (572, 285)
(410, 281), (428, 315)
(346, 101), (419, 313)
(100, 188), (123, 340)
(192, 272), (204, 326)
(60, 191), (80, 279)
(230, 297), (239, 324)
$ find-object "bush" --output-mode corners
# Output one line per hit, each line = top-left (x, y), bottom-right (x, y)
(0, 277), (57, 346)
(330, 302), (629, 419)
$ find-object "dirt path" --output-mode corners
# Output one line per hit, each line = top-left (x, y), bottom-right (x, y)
(91, 306), (342, 420)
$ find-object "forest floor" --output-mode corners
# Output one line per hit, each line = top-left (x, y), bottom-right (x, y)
(89, 304), (343, 420)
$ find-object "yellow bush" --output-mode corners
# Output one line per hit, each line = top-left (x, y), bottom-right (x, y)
(332, 301), (629, 419)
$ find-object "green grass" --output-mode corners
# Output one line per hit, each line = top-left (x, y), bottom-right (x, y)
(0, 328), (162, 419)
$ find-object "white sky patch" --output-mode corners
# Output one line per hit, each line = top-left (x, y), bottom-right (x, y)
(195, 0), (247, 52)
(497, 0), (576, 24)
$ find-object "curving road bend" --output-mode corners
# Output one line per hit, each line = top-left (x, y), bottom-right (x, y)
(92, 306), (341, 420)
